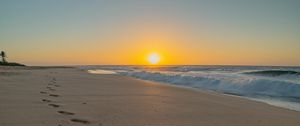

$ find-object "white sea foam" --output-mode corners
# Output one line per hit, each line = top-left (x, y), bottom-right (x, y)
(87, 70), (116, 74)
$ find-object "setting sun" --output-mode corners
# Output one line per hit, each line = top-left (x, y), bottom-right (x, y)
(148, 53), (160, 65)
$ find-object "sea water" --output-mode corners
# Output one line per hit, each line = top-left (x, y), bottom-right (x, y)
(82, 65), (300, 111)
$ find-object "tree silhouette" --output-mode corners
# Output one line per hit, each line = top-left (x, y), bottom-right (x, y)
(1, 51), (7, 63)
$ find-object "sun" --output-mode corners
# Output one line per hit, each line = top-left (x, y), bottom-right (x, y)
(147, 53), (160, 65)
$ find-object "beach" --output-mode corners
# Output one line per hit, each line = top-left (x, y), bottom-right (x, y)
(1, 66), (300, 126)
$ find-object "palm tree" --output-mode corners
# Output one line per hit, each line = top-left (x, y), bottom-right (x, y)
(1, 51), (7, 63)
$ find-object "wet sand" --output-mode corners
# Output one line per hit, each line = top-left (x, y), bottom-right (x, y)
(0, 66), (300, 126)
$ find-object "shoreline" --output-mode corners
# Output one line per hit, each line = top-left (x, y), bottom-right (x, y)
(87, 68), (300, 112)
(119, 75), (300, 112)
(1, 67), (300, 126)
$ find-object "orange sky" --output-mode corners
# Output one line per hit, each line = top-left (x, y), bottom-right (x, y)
(1, 1), (300, 66)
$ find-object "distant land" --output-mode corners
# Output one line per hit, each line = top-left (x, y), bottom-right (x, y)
(0, 62), (25, 66)
(1, 51), (25, 66)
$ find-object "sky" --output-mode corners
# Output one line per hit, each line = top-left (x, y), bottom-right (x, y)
(1, 0), (300, 66)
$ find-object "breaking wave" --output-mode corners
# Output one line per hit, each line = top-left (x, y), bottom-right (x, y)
(120, 71), (300, 99)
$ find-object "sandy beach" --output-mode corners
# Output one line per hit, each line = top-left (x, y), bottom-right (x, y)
(0, 66), (300, 126)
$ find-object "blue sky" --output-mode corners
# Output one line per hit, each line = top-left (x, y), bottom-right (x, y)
(1, 0), (300, 65)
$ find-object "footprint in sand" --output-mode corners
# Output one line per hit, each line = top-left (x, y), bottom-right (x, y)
(70, 118), (90, 124)
(49, 94), (60, 97)
(57, 111), (75, 115)
(48, 104), (60, 108)
(42, 99), (52, 102)
(40, 91), (47, 94)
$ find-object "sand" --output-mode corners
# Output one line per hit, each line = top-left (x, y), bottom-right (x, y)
(0, 66), (300, 126)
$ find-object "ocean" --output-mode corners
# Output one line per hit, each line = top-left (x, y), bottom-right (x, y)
(81, 65), (300, 111)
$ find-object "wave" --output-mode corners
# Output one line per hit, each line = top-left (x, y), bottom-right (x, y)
(119, 71), (300, 99)
(83, 65), (300, 111)
(244, 70), (300, 76)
